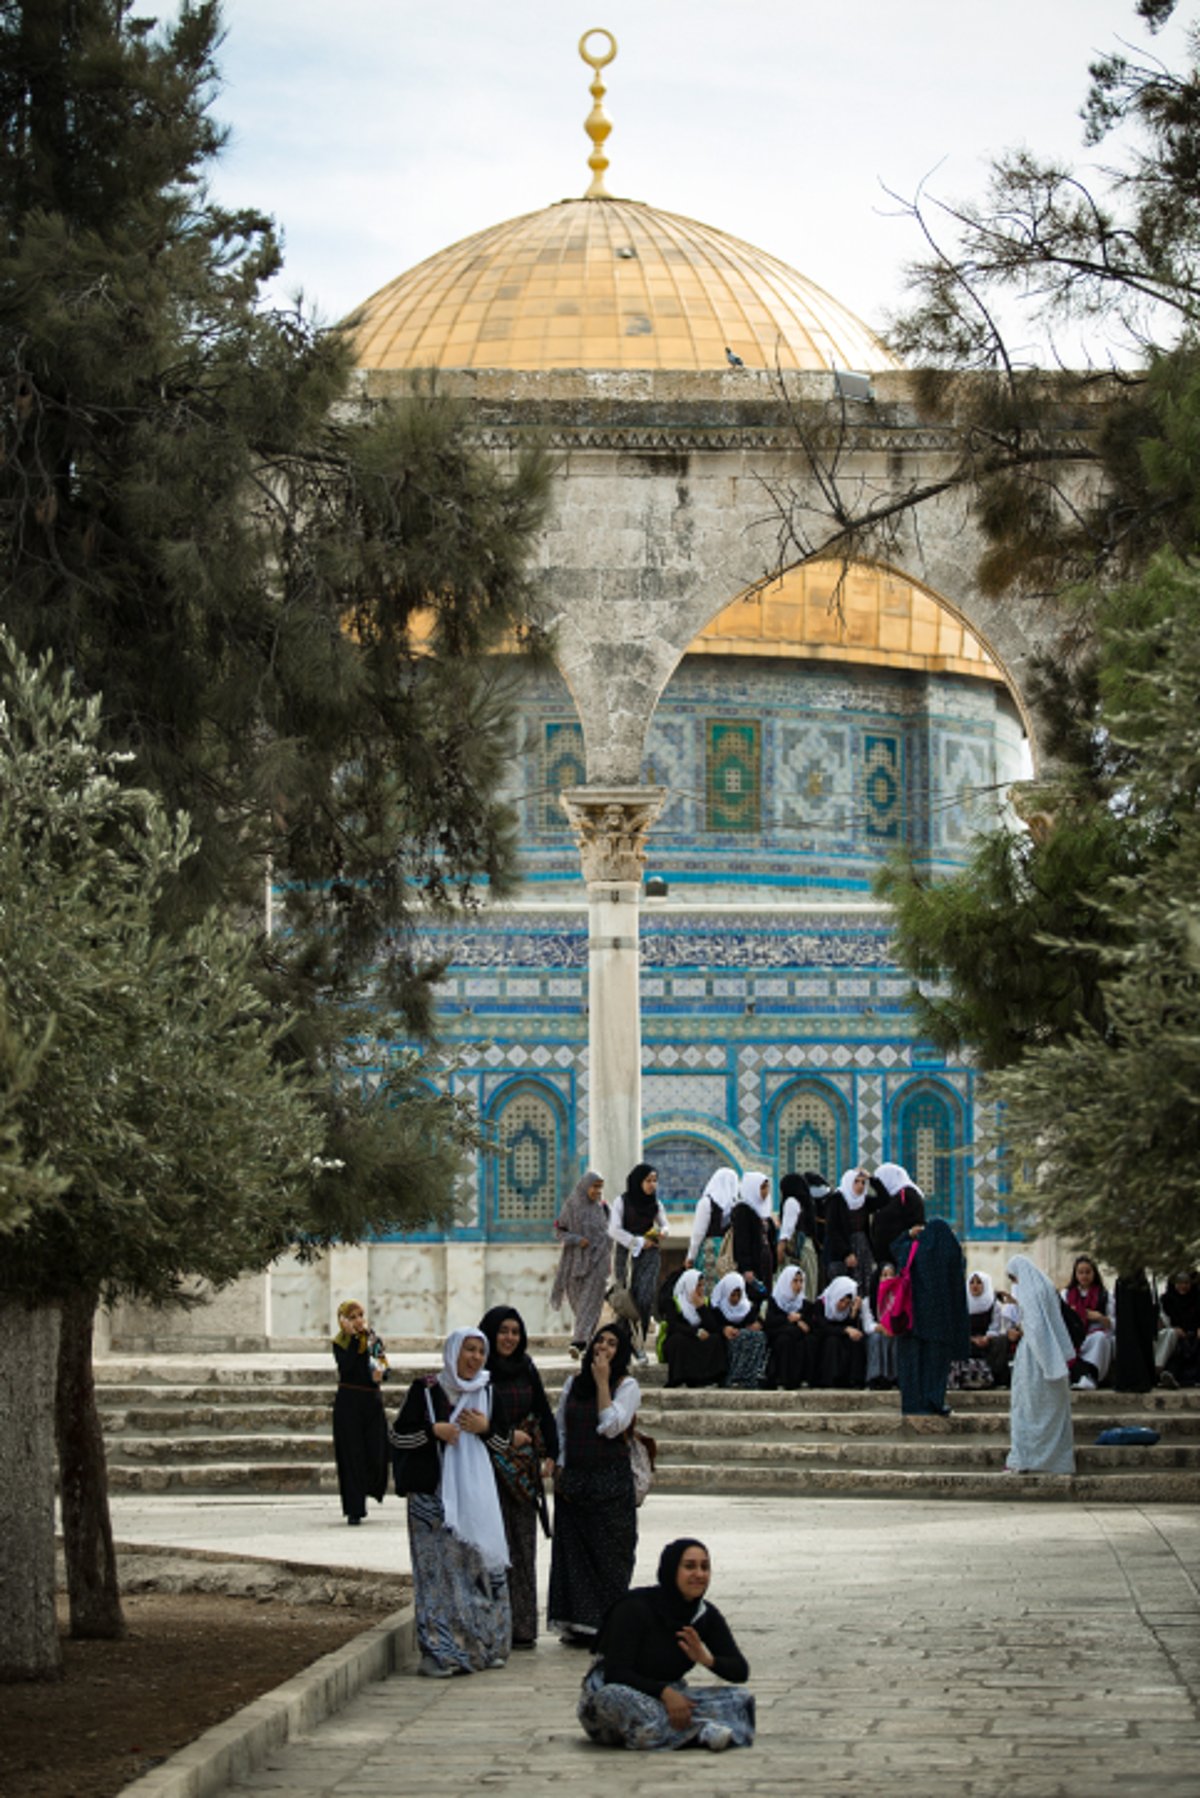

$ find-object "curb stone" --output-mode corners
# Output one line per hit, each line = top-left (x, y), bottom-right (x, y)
(116, 1603), (416, 1798)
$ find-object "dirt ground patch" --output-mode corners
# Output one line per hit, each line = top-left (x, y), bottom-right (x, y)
(1, 1588), (407, 1798)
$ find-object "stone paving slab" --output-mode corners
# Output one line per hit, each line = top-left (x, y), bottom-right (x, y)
(166, 1495), (1200, 1798)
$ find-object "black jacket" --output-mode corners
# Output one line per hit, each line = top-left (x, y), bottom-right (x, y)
(389, 1374), (510, 1495)
(598, 1587), (749, 1699)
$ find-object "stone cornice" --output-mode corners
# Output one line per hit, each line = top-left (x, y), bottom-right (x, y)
(353, 366), (1100, 458)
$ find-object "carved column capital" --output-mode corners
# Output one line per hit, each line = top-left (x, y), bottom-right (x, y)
(559, 785), (666, 886)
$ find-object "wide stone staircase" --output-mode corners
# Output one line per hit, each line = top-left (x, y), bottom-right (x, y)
(95, 1351), (1200, 1504)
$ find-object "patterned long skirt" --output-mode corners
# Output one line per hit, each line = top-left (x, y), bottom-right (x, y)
(497, 1480), (540, 1647)
(724, 1328), (770, 1390)
(547, 1461), (637, 1639)
(407, 1492), (512, 1673)
(579, 1664), (757, 1751)
(563, 1261), (610, 1348)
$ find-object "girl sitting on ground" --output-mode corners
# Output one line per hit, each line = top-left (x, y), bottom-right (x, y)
(577, 1537), (756, 1754)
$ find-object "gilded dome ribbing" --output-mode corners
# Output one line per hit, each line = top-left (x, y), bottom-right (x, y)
(348, 196), (896, 375)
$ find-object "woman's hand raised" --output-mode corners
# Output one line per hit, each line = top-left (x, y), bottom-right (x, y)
(676, 1625), (714, 1669)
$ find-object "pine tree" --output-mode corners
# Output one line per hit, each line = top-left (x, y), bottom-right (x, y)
(984, 556), (1200, 1269)
(859, 3), (1200, 1266)
(0, 0), (551, 1660)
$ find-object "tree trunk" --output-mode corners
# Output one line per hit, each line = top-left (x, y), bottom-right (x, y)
(0, 1294), (62, 1680)
(55, 1286), (124, 1639)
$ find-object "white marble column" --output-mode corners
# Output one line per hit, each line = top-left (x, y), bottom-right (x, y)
(560, 786), (665, 1192)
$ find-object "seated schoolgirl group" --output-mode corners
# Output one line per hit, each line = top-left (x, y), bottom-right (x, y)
(661, 1163), (1135, 1398)
(663, 1160), (926, 1394)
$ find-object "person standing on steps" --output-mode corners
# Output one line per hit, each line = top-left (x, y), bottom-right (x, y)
(550, 1169), (611, 1357)
(330, 1299), (388, 1527)
(609, 1163), (667, 1359)
(684, 1165), (739, 1285)
(891, 1217), (970, 1429)
(1004, 1254), (1076, 1475)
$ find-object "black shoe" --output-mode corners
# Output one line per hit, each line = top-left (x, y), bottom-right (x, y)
(347, 1516), (363, 1526)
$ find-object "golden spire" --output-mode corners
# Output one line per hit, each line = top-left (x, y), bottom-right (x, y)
(579, 28), (617, 199)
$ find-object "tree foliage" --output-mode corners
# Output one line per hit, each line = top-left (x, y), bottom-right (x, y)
(0, 0), (553, 1246)
(0, 632), (325, 1302)
(988, 557), (1200, 1270)
(861, 3), (1200, 1268)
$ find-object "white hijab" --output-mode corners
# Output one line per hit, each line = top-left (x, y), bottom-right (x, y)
(712, 1272), (752, 1323)
(700, 1166), (739, 1222)
(1005, 1255), (1075, 1382)
(772, 1265), (806, 1311)
(739, 1169), (771, 1219)
(838, 1167), (870, 1213)
(818, 1275), (859, 1322)
(433, 1328), (509, 1574)
(967, 1270), (995, 1314)
(675, 1268), (704, 1327)
(875, 1161), (925, 1201)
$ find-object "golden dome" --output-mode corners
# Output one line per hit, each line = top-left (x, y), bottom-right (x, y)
(348, 196), (897, 375)
(693, 561), (1006, 684)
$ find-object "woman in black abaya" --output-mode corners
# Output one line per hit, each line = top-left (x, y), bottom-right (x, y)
(478, 1306), (559, 1649)
(577, 1537), (756, 1753)
(548, 1322), (641, 1647)
(764, 1265), (815, 1390)
(663, 1269), (727, 1389)
(330, 1299), (388, 1526)
(609, 1163), (667, 1348)
(893, 1217), (970, 1423)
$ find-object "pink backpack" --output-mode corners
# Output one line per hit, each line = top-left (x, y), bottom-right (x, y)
(877, 1240), (919, 1337)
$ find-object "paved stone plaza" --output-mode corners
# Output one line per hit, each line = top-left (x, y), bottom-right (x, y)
(110, 1492), (1200, 1796)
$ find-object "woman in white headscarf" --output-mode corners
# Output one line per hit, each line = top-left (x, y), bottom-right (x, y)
(764, 1265), (815, 1390)
(1004, 1255), (1076, 1475)
(663, 1268), (727, 1390)
(824, 1167), (877, 1296)
(390, 1327), (512, 1676)
(949, 1270), (1001, 1391)
(812, 1275), (872, 1389)
(685, 1166), (740, 1284)
(728, 1170), (777, 1289)
(712, 1271), (769, 1390)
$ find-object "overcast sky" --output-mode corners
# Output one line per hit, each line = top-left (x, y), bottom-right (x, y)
(204, 1), (1187, 342)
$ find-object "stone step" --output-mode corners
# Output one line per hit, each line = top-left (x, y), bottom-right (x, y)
(652, 1436), (1200, 1470)
(650, 1462), (1200, 1502)
(93, 1368), (1200, 1413)
(99, 1404), (335, 1433)
(638, 1405), (1200, 1439)
(97, 1400), (1200, 1448)
(107, 1462), (341, 1495)
(106, 1433), (333, 1466)
(95, 1383), (333, 1407)
(102, 1455), (1200, 1504)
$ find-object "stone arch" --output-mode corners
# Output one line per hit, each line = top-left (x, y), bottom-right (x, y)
(533, 392), (1062, 787)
